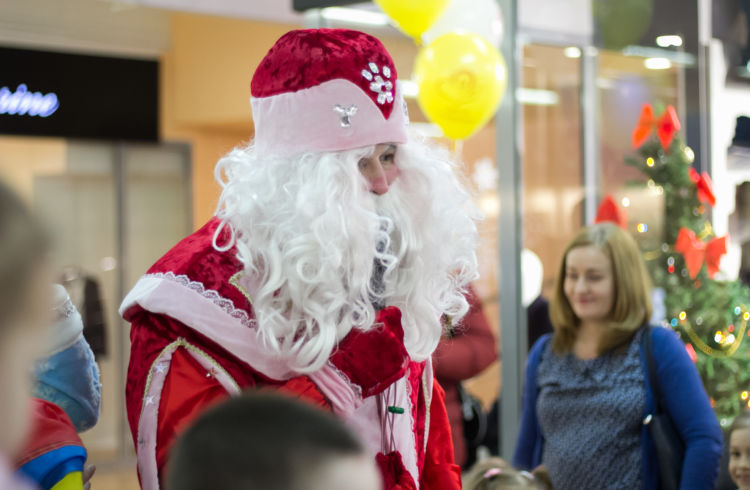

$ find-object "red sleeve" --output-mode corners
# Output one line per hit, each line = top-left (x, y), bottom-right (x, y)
(433, 286), (498, 383)
(276, 377), (333, 410)
(420, 380), (462, 490)
(154, 354), (334, 478)
(16, 398), (83, 467)
(155, 348), (232, 475)
(127, 311), (333, 481)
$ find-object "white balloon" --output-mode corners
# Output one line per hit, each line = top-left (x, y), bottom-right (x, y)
(422, 0), (504, 48)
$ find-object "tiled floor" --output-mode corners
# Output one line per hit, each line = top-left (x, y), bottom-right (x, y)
(88, 458), (140, 490)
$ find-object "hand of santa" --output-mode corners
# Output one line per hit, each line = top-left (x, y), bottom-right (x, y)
(329, 306), (410, 398)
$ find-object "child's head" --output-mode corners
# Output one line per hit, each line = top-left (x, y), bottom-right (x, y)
(730, 410), (750, 490)
(166, 392), (381, 490)
(462, 458), (546, 490)
(0, 181), (51, 454)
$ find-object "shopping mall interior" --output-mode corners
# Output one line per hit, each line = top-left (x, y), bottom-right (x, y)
(2, 0), (750, 489)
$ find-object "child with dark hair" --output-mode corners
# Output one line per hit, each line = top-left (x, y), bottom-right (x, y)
(730, 410), (750, 490)
(166, 392), (382, 490)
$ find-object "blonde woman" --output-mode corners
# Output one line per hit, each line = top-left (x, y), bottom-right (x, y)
(513, 223), (722, 489)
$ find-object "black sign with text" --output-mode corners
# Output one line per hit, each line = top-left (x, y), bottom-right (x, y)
(0, 46), (158, 141)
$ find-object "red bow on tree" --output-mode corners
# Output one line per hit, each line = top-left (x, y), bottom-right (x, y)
(685, 343), (698, 363)
(632, 104), (681, 152)
(594, 194), (627, 229)
(674, 227), (727, 279)
(688, 167), (716, 207)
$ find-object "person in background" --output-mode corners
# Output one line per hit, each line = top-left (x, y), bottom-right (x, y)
(434, 285), (497, 468)
(521, 250), (553, 350)
(513, 223), (722, 489)
(34, 284), (101, 433)
(0, 181), (53, 489)
(483, 249), (552, 456)
(729, 410), (750, 490)
(16, 284), (100, 489)
(462, 457), (547, 490)
(166, 392), (382, 490)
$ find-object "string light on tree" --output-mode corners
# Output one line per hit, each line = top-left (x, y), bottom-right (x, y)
(626, 102), (750, 423)
(684, 146), (695, 163)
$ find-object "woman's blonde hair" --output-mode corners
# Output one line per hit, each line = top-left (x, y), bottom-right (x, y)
(462, 458), (544, 490)
(549, 222), (652, 355)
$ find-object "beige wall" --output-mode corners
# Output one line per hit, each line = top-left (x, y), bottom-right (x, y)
(160, 14), (298, 227)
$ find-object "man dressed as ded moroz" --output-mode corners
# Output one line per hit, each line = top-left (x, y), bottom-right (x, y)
(121, 27), (480, 490)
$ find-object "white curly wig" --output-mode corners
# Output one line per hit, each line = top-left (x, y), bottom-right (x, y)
(213, 138), (480, 373)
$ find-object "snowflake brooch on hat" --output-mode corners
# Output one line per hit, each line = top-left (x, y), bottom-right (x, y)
(362, 62), (394, 105)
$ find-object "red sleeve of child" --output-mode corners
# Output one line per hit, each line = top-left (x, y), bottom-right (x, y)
(420, 380), (462, 490)
(15, 398), (83, 467)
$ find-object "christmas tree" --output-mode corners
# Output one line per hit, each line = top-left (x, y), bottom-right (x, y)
(625, 103), (750, 426)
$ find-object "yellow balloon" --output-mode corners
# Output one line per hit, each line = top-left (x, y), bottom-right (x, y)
(414, 32), (507, 140)
(374, 0), (450, 39)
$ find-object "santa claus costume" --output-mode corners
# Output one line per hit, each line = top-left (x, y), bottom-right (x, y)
(121, 28), (479, 490)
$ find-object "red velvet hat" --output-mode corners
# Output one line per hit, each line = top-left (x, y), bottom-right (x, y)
(250, 29), (409, 157)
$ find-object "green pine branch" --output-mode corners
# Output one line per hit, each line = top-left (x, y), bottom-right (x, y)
(628, 135), (750, 425)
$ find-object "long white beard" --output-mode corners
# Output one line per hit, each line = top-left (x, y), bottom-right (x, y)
(214, 139), (480, 373)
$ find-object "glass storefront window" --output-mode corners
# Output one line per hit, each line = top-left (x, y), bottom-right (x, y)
(0, 135), (190, 460)
(522, 44), (583, 299)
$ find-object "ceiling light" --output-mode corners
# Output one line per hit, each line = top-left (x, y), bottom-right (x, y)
(563, 47), (581, 58)
(656, 35), (683, 48)
(644, 57), (671, 70)
(516, 88), (559, 106)
(320, 7), (389, 26)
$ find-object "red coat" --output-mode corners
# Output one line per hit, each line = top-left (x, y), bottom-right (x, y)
(121, 218), (461, 490)
(433, 287), (498, 467)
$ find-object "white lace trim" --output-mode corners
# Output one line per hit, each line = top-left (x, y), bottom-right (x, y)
(145, 272), (256, 329)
